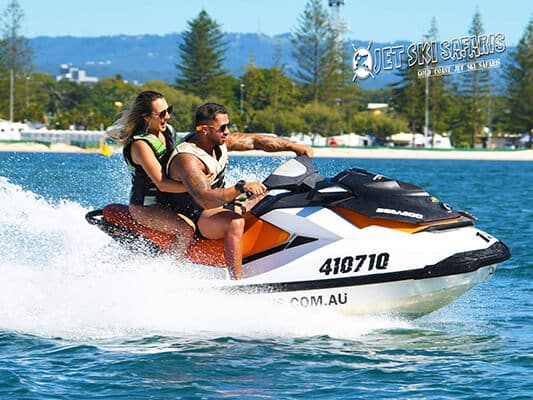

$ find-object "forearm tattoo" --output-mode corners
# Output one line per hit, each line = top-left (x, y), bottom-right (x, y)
(229, 134), (293, 152)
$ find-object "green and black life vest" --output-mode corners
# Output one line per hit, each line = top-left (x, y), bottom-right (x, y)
(123, 126), (176, 206)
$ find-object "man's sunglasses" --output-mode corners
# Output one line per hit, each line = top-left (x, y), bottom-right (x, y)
(152, 105), (173, 119)
(195, 123), (231, 133)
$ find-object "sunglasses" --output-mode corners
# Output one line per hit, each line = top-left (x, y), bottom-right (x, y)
(211, 123), (231, 132)
(152, 105), (173, 119)
(195, 123), (231, 133)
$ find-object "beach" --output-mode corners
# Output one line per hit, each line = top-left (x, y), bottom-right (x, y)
(0, 141), (531, 161)
(233, 147), (533, 161)
(315, 147), (533, 160)
(0, 142), (98, 154)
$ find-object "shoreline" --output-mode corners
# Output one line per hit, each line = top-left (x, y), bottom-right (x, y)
(0, 142), (99, 154)
(309, 147), (533, 161)
(0, 142), (531, 161)
(231, 147), (533, 161)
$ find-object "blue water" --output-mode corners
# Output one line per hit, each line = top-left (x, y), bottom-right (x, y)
(0, 152), (531, 399)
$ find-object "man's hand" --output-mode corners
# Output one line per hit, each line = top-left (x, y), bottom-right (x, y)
(242, 181), (267, 196)
(292, 144), (314, 157)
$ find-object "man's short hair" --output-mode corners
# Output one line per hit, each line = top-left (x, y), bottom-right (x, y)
(194, 103), (228, 127)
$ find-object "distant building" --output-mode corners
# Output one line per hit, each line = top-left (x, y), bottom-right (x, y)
(19, 129), (104, 147)
(56, 64), (98, 84)
(0, 119), (30, 140)
(367, 103), (389, 114)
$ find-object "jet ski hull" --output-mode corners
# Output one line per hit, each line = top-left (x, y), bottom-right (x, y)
(210, 236), (508, 318)
(228, 264), (497, 318)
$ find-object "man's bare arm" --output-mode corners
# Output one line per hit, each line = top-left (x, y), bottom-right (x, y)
(226, 133), (313, 156)
(170, 153), (265, 209)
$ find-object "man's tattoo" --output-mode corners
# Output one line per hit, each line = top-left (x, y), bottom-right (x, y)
(229, 134), (291, 152)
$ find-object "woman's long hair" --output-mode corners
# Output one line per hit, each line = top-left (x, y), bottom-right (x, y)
(106, 90), (164, 144)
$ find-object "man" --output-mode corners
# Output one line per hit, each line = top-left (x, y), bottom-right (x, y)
(165, 102), (313, 280)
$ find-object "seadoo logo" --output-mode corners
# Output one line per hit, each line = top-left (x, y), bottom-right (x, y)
(376, 207), (424, 220)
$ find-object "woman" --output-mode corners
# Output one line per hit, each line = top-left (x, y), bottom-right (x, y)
(108, 90), (193, 257)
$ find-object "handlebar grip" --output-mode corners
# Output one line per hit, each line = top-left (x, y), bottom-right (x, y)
(236, 191), (253, 202)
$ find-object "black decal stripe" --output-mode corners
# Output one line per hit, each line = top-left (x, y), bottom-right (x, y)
(423, 220), (474, 232)
(286, 236), (318, 249)
(229, 241), (510, 294)
(242, 236), (318, 264)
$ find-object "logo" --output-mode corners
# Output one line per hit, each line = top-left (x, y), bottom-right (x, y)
(352, 41), (374, 81)
(351, 33), (506, 83)
(375, 207), (424, 220)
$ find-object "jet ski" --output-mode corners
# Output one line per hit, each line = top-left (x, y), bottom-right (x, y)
(86, 156), (510, 318)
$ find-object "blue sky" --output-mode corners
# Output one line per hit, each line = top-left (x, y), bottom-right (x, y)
(18, 0), (532, 46)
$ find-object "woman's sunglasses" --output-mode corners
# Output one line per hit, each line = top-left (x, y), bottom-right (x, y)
(152, 105), (173, 119)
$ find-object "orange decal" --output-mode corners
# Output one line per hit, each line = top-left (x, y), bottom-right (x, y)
(330, 206), (466, 233)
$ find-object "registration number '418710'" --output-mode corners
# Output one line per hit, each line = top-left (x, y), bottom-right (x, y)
(319, 253), (390, 276)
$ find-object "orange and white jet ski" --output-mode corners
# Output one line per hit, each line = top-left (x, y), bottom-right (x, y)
(86, 156), (510, 317)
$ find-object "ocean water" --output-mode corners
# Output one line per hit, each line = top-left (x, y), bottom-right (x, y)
(0, 152), (530, 399)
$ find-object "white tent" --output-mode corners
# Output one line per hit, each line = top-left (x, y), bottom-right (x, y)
(388, 132), (425, 147)
(327, 133), (370, 147)
(388, 132), (453, 148)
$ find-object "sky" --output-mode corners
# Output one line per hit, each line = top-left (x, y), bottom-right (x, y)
(14, 0), (533, 46)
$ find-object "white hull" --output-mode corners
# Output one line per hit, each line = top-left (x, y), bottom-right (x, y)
(193, 219), (506, 318)
(249, 265), (497, 318)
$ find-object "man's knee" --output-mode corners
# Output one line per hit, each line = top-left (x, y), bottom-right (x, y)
(228, 216), (245, 235)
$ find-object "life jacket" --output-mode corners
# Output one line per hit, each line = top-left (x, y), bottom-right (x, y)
(123, 126), (176, 206)
(166, 139), (228, 189)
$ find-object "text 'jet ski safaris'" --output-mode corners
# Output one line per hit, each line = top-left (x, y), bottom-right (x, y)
(86, 156), (510, 318)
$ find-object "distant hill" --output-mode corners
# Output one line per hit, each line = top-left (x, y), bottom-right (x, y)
(29, 33), (509, 91)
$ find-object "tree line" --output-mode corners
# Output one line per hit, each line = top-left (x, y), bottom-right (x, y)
(0, 0), (532, 148)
